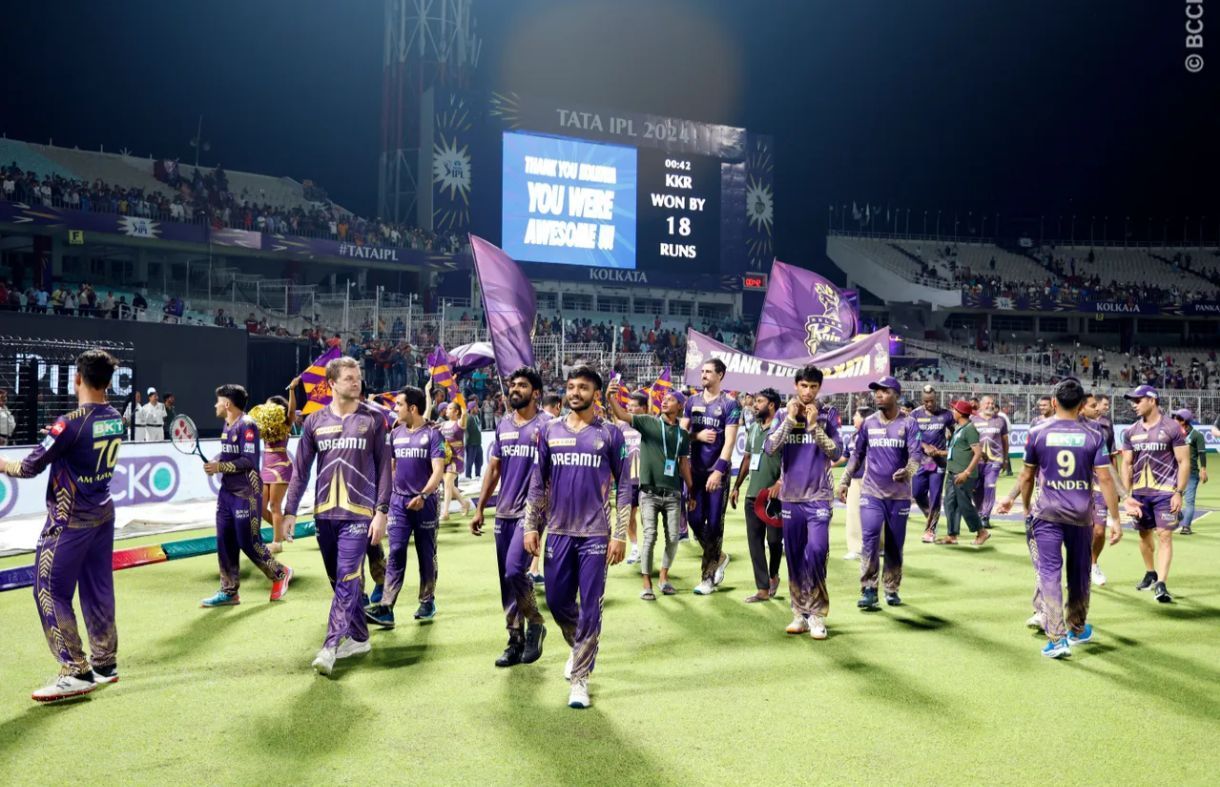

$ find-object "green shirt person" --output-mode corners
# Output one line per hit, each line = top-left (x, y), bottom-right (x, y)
(946, 410), (982, 483)
(605, 380), (693, 597)
(731, 388), (786, 602)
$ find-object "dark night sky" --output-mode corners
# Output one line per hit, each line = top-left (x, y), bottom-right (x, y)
(2, 1), (1216, 265)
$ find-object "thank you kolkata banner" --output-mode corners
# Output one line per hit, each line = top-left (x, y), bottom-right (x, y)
(684, 327), (891, 395)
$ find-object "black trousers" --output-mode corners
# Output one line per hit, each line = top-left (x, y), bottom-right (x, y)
(744, 497), (783, 590)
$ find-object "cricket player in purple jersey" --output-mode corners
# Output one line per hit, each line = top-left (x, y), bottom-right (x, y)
(360, 387), (398, 606)
(1012, 379), (1121, 658)
(680, 358), (741, 594)
(364, 386), (446, 629)
(1121, 385), (1190, 603)
(282, 356), (391, 676)
(970, 395), (1009, 530)
(838, 376), (923, 609)
(3, 350), (124, 702)
(619, 391), (646, 565)
(765, 364), (842, 640)
(199, 384), (292, 608)
(471, 367), (550, 667)
(1079, 393), (1126, 588)
(910, 386), (955, 542)
(523, 366), (631, 709)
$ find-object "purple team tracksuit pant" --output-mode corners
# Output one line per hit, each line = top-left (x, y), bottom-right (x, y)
(382, 492), (439, 607)
(495, 516), (544, 633)
(544, 534), (609, 681)
(859, 496), (910, 594)
(315, 518), (371, 648)
(972, 461), (1002, 525)
(1026, 518), (1092, 640)
(782, 501), (831, 618)
(34, 516), (117, 675)
(216, 489), (285, 594)
(689, 471), (728, 581)
(912, 466), (945, 532)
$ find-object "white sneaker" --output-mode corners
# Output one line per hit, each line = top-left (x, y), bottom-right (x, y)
(1091, 564), (1107, 587)
(843, 551), (860, 561)
(713, 553), (730, 586)
(336, 637), (371, 659)
(808, 615), (828, 640)
(31, 674), (97, 703)
(626, 544), (640, 564)
(312, 646), (337, 676)
(1025, 612), (1045, 631)
(563, 653), (574, 681)
(785, 615), (809, 634)
(568, 677), (590, 709)
(693, 579), (716, 595)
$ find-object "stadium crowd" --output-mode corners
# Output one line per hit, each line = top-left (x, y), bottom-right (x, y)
(2, 160), (464, 253)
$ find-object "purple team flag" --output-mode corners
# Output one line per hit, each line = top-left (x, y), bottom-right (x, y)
(754, 260), (858, 358)
(687, 327), (890, 395)
(448, 341), (497, 376)
(469, 235), (537, 375)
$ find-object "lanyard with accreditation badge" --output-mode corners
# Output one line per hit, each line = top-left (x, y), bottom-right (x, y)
(659, 416), (679, 477)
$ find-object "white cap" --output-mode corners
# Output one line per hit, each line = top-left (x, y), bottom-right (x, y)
(146, 387), (157, 395)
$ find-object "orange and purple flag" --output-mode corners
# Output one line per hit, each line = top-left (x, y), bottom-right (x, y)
(648, 366), (673, 415)
(428, 345), (466, 410)
(299, 346), (343, 415)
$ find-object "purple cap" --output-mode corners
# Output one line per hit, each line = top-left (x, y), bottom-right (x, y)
(1124, 385), (1158, 401)
(1172, 408), (1194, 423)
(868, 375), (902, 395)
(665, 390), (687, 407)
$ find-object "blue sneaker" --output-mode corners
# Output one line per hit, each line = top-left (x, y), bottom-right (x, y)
(364, 604), (396, 628)
(1066, 624), (1093, 645)
(857, 588), (880, 610)
(1041, 638), (1071, 659)
(200, 590), (240, 608)
(369, 584), (384, 604)
(414, 600), (437, 621)
(528, 573), (545, 587)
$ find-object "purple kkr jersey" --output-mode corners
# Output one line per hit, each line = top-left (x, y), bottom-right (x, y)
(850, 412), (923, 499)
(1088, 416), (1116, 456)
(285, 402), (392, 520)
(215, 414), (261, 497)
(524, 416), (631, 539)
(1122, 415), (1186, 495)
(439, 419), (463, 462)
(619, 422), (641, 495)
(489, 411), (550, 518)
(1026, 418), (1110, 526)
(911, 406), (954, 470)
(391, 423), (445, 495)
(8, 403), (124, 528)
(683, 391), (742, 473)
(971, 414), (1008, 463)
(764, 405), (843, 502)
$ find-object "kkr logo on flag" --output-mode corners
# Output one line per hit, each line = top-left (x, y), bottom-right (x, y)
(804, 282), (846, 355)
(309, 378), (332, 402)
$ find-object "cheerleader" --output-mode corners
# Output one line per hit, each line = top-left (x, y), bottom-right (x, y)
(249, 378), (300, 551)
(438, 399), (472, 520)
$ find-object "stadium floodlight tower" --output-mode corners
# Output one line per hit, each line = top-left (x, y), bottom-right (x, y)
(378, 0), (480, 229)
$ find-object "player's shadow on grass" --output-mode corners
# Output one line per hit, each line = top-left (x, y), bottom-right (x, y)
(147, 602), (277, 664)
(242, 678), (371, 772)
(366, 621), (435, 670)
(490, 695), (682, 783)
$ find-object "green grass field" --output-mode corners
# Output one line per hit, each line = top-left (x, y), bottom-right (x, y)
(2, 462), (1219, 785)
